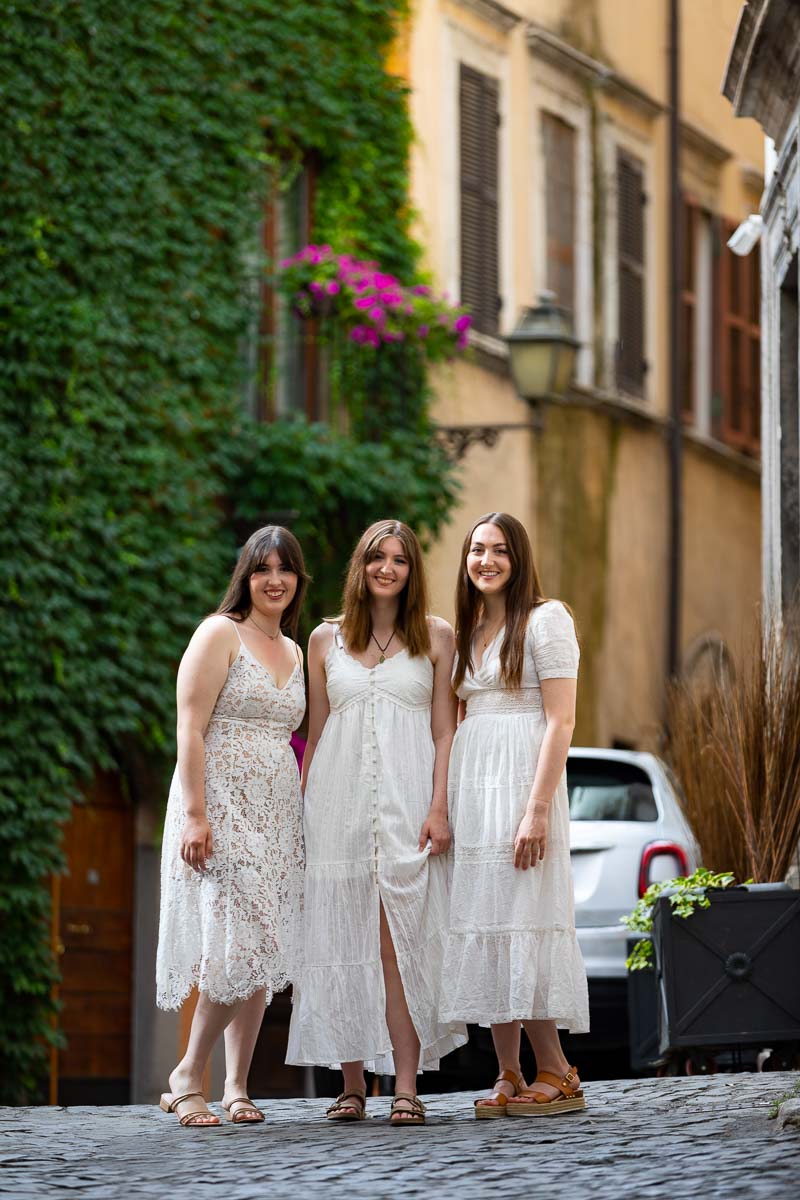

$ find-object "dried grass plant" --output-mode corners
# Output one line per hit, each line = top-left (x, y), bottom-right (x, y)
(666, 612), (800, 883)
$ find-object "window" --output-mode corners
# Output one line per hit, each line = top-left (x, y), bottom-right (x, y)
(780, 255), (799, 611)
(681, 199), (698, 420)
(259, 164), (323, 422)
(719, 221), (761, 454)
(541, 112), (576, 314)
(460, 63), (500, 336)
(616, 149), (647, 396)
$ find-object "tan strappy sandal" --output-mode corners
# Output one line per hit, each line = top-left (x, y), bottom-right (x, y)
(326, 1089), (367, 1121)
(474, 1069), (524, 1119)
(506, 1066), (586, 1116)
(159, 1091), (220, 1127)
(389, 1092), (426, 1126)
(222, 1096), (265, 1124)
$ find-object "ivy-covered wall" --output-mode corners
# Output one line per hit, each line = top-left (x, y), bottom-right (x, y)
(0, 0), (457, 1103)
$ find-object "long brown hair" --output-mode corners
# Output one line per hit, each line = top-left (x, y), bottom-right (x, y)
(215, 525), (309, 640)
(453, 512), (545, 690)
(338, 520), (431, 657)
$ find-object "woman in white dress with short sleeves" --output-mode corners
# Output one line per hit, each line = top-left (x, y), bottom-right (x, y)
(287, 520), (467, 1125)
(441, 512), (589, 1118)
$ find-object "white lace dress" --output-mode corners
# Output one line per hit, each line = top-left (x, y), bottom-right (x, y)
(156, 630), (305, 1010)
(286, 627), (467, 1072)
(440, 601), (589, 1030)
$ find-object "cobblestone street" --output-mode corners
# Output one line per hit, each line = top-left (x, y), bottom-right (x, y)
(1, 1072), (798, 1199)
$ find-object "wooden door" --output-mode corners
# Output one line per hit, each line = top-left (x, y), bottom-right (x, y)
(54, 770), (135, 1105)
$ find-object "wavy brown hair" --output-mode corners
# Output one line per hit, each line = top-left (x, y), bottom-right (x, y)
(215, 525), (309, 640)
(338, 520), (431, 657)
(453, 512), (545, 690)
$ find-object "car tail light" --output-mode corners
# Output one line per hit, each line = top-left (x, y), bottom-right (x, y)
(638, 840), (689, 897)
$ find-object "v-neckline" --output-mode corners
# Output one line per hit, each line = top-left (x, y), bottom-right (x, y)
(238, 643), (300, 692)
(339, 645), (409, 673)
(473, 624), (504, 673)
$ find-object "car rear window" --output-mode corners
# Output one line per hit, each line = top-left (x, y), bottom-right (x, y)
(567, 758), (658, 822)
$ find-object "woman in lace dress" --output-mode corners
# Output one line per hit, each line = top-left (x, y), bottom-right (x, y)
(156, 526), (308, 1127)
(286, 520), (467, 1125)
(440, 512), (589, 1118)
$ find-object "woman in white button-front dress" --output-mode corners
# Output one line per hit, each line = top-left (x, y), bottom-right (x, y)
(287, 520), (467, 1124)
(156, 526), (308, 1127)
(440, 512), (589, 1118)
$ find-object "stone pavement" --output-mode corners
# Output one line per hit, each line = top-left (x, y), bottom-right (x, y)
(1, 1072), (798, 1200)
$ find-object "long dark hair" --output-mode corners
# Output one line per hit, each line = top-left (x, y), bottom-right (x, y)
(453, 512), (545, 690)
(215, 526), (309, 640)
(338, 519), (431, 657)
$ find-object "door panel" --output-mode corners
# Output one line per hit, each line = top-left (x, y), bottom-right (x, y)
(56, 771), (134, 1105)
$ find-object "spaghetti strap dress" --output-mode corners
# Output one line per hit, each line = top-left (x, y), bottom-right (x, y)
(156, 621), (306, 1009)
(286, 626), (467, 1072)
(440, 601), (589, 1030)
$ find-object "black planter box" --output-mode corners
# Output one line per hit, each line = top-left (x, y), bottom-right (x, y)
(653, 884), (800, 1055)
(627, 938), (661, 1070)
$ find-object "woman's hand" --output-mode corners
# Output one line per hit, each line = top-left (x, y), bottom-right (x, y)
(419, 806), (451, 856)
(513, 806), (548, 870)
(180, 816), (213, 872)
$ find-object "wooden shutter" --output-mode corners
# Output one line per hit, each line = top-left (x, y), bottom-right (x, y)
(719, 219), (760, 454)
(460, 63), (500, 336)
(542, 112), (576, 313)
(616, 149), (646, 396)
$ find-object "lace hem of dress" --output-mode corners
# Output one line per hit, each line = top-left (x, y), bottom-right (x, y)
(465, 688), (543, 717)
(156, 970), (293, 1012)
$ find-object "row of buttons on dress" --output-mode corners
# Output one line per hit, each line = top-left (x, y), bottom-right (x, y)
(369, 674), (380, 874)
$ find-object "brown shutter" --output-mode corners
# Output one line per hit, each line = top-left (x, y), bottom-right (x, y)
(460, 63), (500, 336)
(616, 149), (646, 396)
(542, 112), (576, 314)
(681, 197), (698, 421)
(720, 219), (760, 455)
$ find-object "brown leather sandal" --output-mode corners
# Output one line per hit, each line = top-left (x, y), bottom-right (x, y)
(222, 1096), (265, 1124)
(389, 1092), (426, 1126)
(326, 1089), (367, 1121)
(506, 1067), (586, 1116)
(159, 1091), (221, 1127)
(474, 1069), (524, 1119)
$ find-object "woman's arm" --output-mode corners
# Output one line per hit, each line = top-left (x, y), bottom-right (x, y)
(419, 618), (458, 856)
(176, 616), (239, 872)
(513, 676), (576, 870)
(299, 624), (333, 795)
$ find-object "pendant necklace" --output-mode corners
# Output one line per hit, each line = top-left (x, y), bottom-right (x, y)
(249, 613), (282, 641)
(371, 629), (396, 664)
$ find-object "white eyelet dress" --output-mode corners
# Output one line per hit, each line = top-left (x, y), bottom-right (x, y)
(156, 628), (306, 1010)
(440, 601), (589, 1030)
(286, 627), (468, 1072)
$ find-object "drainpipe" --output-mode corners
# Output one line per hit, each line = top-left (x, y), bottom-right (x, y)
(667, 0), (682, 679)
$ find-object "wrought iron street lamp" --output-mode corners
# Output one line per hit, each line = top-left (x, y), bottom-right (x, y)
(505, 293), (578, 402)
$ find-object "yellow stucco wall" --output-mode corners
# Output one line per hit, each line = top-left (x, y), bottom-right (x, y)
(401, 0), (762, 749)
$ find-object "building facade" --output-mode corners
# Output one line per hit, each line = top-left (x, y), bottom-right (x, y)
(402, 0), (764, 748)
(723, 0), (800, 620)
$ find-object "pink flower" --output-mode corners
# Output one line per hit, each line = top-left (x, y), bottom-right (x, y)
(309, 280), (324, 296)
(457, 333), (469, 350)
(368, 306), (386, 324)
(350, 325), (367, 343)
(383, 329), (405, 342)
(454, 313), (472, 333)
(363, 327), (381, 347)
(354, 296), (374, 309)
(417, 324), (429, 338)
(381, 291), (404, 307)
(372, 271), (399, 289)
(411, 284), (431, 296)
(327, 281), (340, 295)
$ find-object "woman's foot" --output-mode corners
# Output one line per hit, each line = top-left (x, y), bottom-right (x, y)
(326, 1088), (367, 1121)
(506, 1065), (585, 1116)
(389, 1092), (426, 1125)
(161, 1067), (219, 1126)
(474, 1067), (524, 1118)
(222, 1078), (264, 1124)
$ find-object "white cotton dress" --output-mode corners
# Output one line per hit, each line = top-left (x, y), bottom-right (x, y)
(440, 601), (589, 1031)
(286, 627), (468, 1072)
(156, 624), (305, 1009)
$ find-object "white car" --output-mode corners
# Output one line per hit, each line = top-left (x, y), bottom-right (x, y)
(567, 748), (696, 1002)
